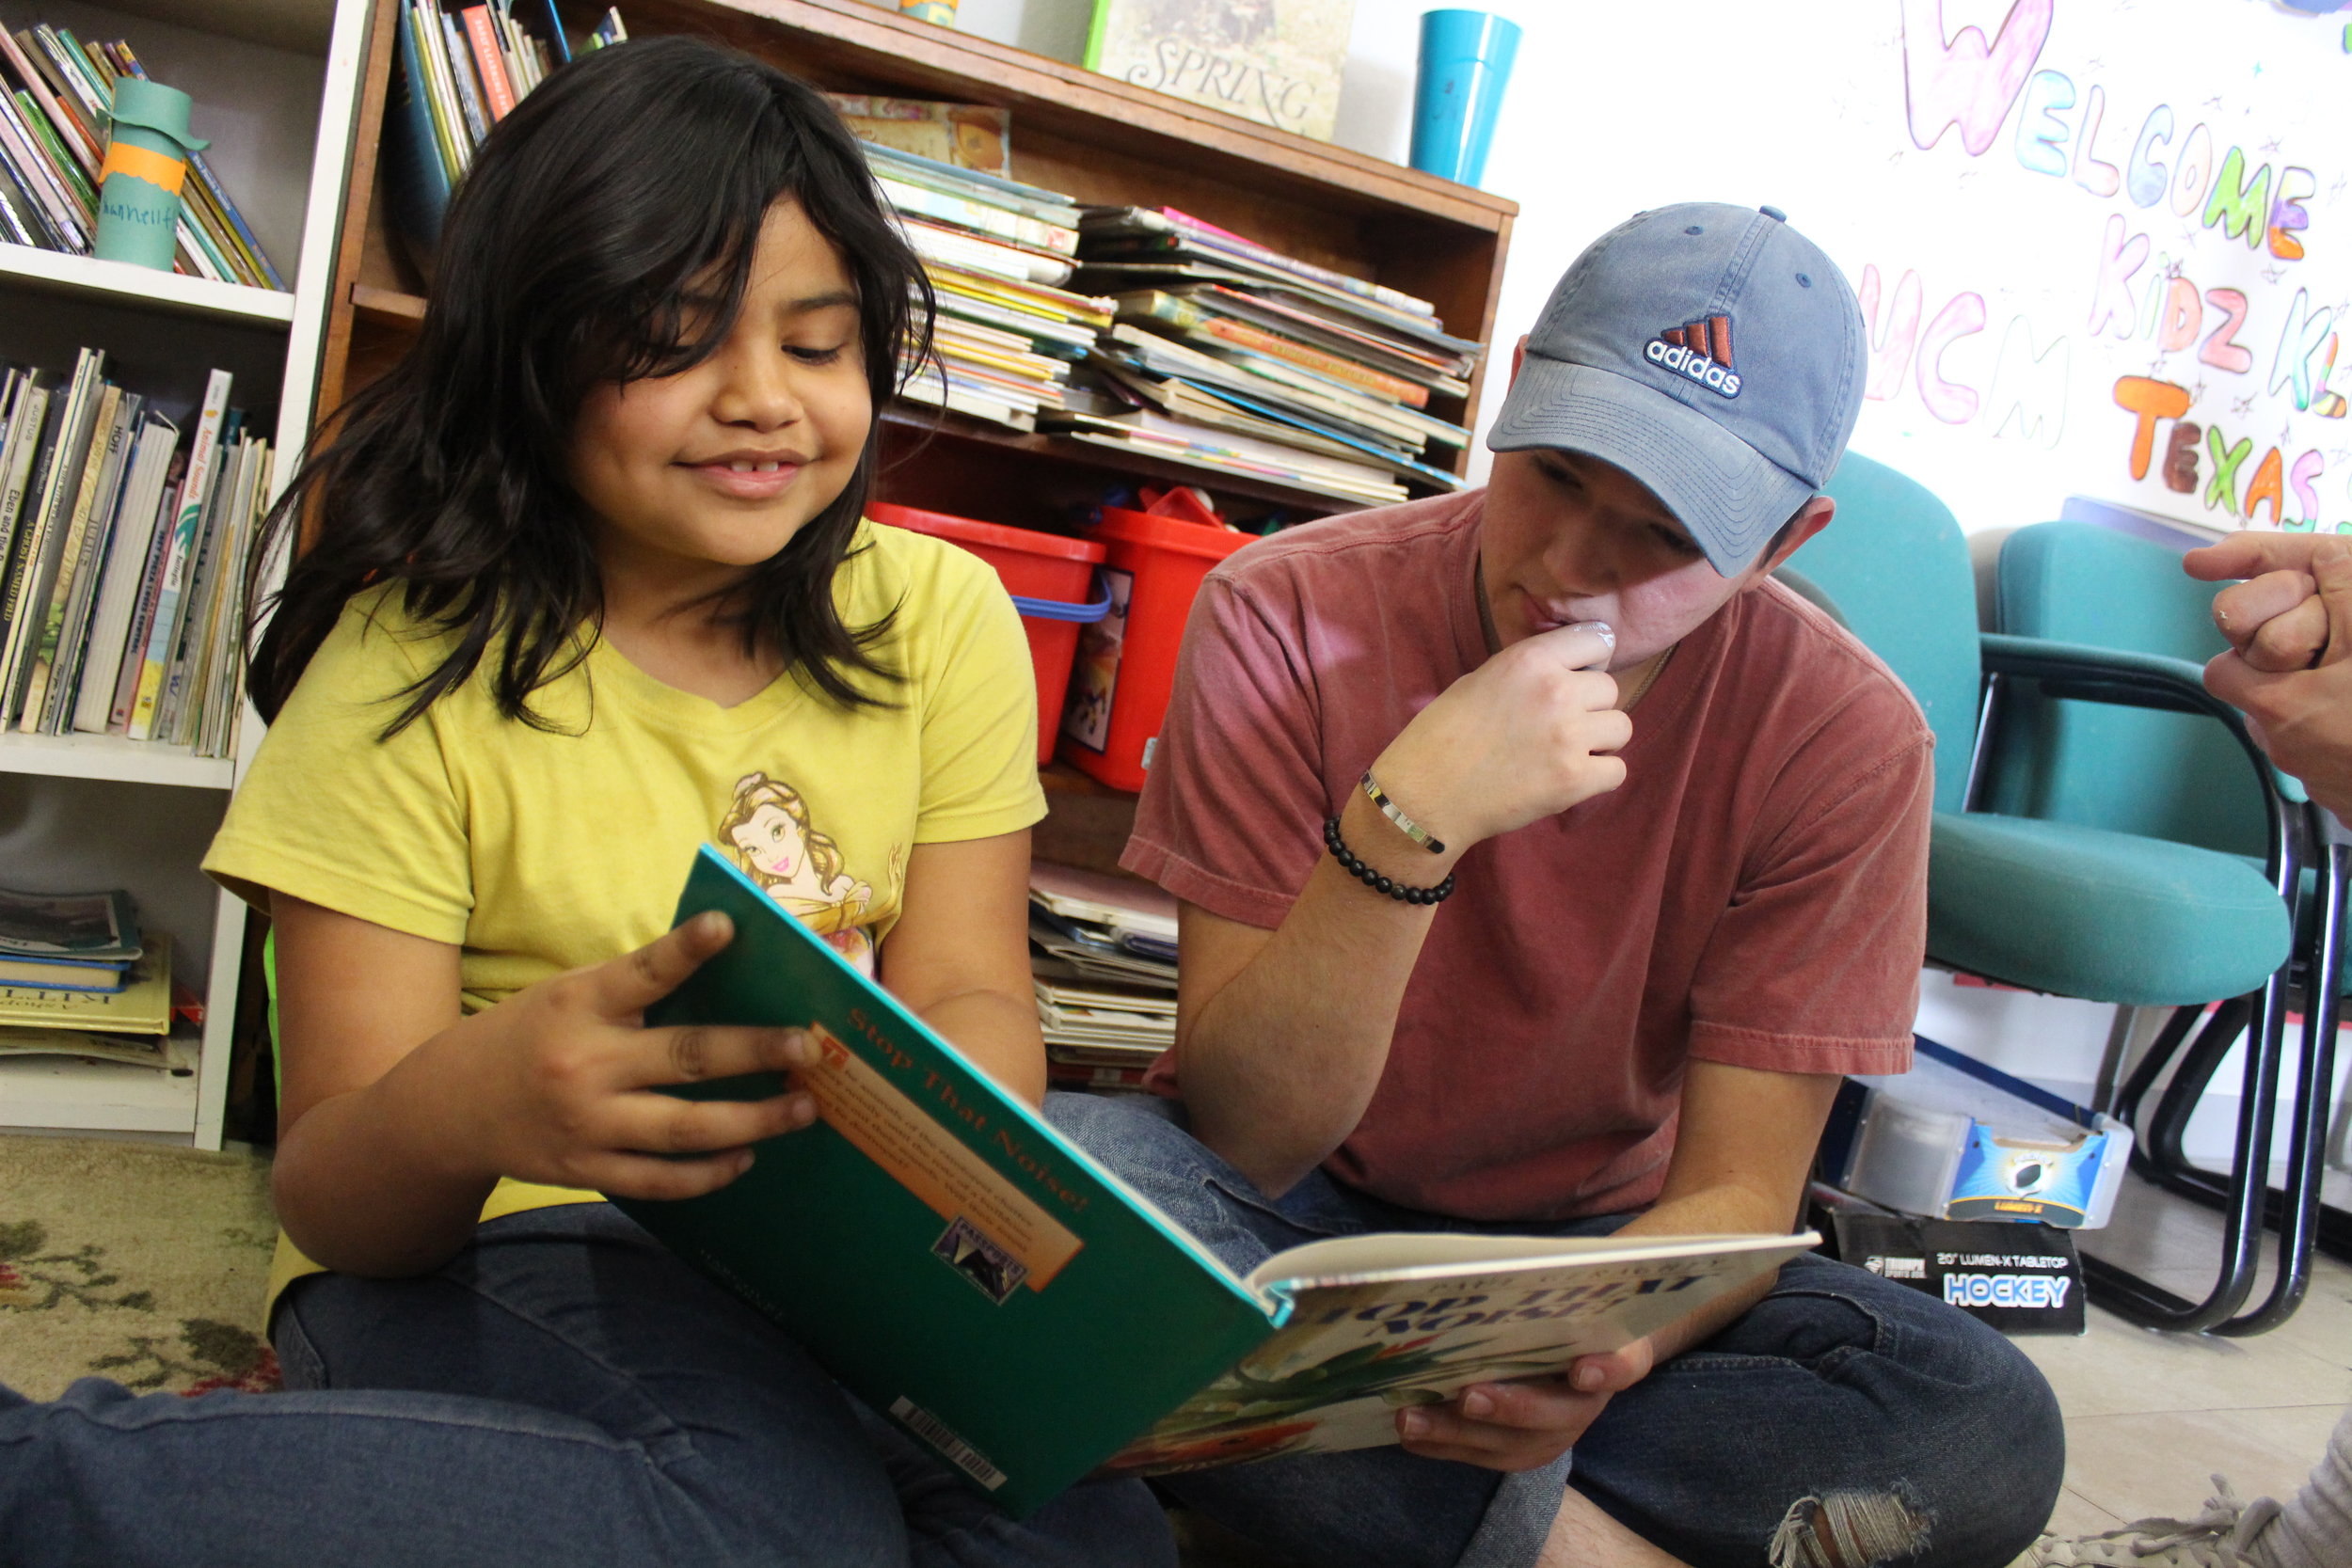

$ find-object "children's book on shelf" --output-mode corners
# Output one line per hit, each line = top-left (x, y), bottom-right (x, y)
(0, 931), (169, 1032)
(0, 357), (262, 755)
(616, 847), (1816, 1514)
(0, 1022), (176, 1067)
(0, 883), (143, 992)
(0, 21), (284, 288)
(1082, 0), (1357, 143)
(1026, 863), (1178, 1074)
(825, 93), (1009, 178)
(386, 1), (624, 247)
(1053, 207), (1480, 500)
(0, 884), (139, 958)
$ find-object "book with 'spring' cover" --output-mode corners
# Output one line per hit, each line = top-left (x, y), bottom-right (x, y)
(616, 847), (1815, 1515)
(1082, 0), (1357, 142)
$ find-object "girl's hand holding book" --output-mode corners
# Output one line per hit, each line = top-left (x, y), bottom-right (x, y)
(427, 911), (820, 1200)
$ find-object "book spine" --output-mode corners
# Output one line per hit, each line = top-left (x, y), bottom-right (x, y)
(389, 1), (455, 236)
(106, 463), (177, 734)
(0, 152), (40, 245)
(32, 28), (106, 124)
(18, 381), (119, 730)
(0, 384), (55, 626)
(410, 4), (467, 182)
(0, 92), (89, 243)
(37, 391), (135, 732)
(199, 438), (264, 757)
(902, 220), (1074, 288)
(1193, 317), (1427, 408)
(439, 13), (491, 149)
(1156, 207), (1437, 321)
(73, 420), (170, 734)
(537, 0), (571, 63)
(1120, 294), (1430, 408)
(127, 370), (229, 742)
(460, 7), (517, 119)
(157, 434), (240, 744)
(877, 177), (1076, 257)
(17, 94), (94, 223)
(0, 353), (99, 723)
(0, 27), (96, 174)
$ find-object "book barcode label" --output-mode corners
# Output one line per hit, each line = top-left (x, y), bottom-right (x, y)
(890, 1396), (1008, 1491)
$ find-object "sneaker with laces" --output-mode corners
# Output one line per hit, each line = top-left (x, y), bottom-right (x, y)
(2008, 1477), (2283, 1568)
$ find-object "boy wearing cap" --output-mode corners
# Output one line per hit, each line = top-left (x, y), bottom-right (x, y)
(1049, 205), (2064, 1567)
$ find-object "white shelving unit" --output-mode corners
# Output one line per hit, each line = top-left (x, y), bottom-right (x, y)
(0, 0), (368, 1148)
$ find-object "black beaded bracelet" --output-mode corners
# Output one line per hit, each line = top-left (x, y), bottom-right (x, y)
(1323, 816), (1456, 905)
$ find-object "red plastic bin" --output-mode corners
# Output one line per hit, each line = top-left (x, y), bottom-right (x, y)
(1058, 507), (1257, 793)
(867, 503), (1107, 765)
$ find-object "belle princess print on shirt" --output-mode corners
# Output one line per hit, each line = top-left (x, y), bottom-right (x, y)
(717, 770), (891, 974)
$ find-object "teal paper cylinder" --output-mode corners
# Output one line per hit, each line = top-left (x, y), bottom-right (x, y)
(95, 77), (206, 273)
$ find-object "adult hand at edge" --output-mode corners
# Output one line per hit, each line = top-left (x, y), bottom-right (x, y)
(2205, 541), (2352, 819)
(1395, 1339), (1654, 1472)
(2185, 532), (2333, 671)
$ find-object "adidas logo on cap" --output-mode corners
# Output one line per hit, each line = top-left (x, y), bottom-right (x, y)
(1644, 314), (1740, 398)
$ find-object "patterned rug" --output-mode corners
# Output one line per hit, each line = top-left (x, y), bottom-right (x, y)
(0, 1135), (1288, 1560)
(0, 1135), (279, 1401)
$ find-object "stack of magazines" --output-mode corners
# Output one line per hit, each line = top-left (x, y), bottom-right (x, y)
(0, 23), (281, 288)
(0, 353), (268, 758)
(1028, 863), (1178, 1090)
(389, 1), (625, 243)
(862, 141), (1114, 434)
(0, 885), (180, 1069)
(1060, 206), (1483, 506)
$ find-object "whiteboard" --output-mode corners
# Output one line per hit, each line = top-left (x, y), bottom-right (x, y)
(1401, 0), (2352, 539)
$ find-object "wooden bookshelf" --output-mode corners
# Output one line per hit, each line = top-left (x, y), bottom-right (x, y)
(309, 0), (1518, 856)
(318, 0), (1518, 531)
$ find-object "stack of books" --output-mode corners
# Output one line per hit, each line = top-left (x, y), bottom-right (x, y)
(391, 1), (624, 237)
(1027, 863), (1178, 1090)
(1061, 206), (1483, 506)
(0, 885), (179, 1069)
(0, 23), (282, 288)
(861, 140), (1114, 434)
(0, 354), (269, 758)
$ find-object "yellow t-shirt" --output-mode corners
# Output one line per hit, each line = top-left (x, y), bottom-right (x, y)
(202, 520), (1047, 1304)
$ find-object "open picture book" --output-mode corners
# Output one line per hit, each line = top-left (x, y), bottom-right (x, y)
(618, 848), (1816, 1516)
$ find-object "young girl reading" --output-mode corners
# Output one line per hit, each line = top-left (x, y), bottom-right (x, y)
(0, 37), (1171, 1567)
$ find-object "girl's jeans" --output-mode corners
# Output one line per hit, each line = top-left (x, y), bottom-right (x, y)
(1043, 1090), (2067, 1568)
(0, 1202), (1173, 1567)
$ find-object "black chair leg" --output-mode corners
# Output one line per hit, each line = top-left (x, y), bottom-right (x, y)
(2217, 837), (2350, 1335)
(2112, 1003), (2208, 1145)
(2089, 958), (2286, 1335)
(2120, 1000), (2249, 1179)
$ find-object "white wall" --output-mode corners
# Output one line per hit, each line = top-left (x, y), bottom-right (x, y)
(920, 0), (2352, 531)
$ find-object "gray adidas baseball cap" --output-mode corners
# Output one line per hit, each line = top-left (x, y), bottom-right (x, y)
(1486, 202), (1866, 577)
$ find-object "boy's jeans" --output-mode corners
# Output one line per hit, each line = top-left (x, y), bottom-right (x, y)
(0, 1202), (1171, 1568)
(1046, 1090), (2066, 1568)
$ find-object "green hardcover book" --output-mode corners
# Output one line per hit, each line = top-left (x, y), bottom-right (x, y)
(620, 847), (1815, 1515)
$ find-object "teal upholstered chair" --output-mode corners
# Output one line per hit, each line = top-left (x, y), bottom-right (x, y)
(1993, 521), (2345, 1335)
(1784, 454), (2308, 1333)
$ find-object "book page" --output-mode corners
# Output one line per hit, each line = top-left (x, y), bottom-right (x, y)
(1106, 1234), (1812, 1475)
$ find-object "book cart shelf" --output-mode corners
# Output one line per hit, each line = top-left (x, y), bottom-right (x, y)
(0, 0), (372, 1146)
(319, 0), (1518, 877)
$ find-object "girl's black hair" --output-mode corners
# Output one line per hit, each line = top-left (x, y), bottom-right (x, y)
(246, 35), (934, 733)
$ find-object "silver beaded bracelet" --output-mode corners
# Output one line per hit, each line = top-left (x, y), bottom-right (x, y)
(1359, 770), (1446, 855)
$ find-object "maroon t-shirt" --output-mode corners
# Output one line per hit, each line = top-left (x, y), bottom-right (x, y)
(1122, 488), (1931, 1221)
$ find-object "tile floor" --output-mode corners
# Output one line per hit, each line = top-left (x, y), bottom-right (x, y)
(2024, 1168), (2352, 1532)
